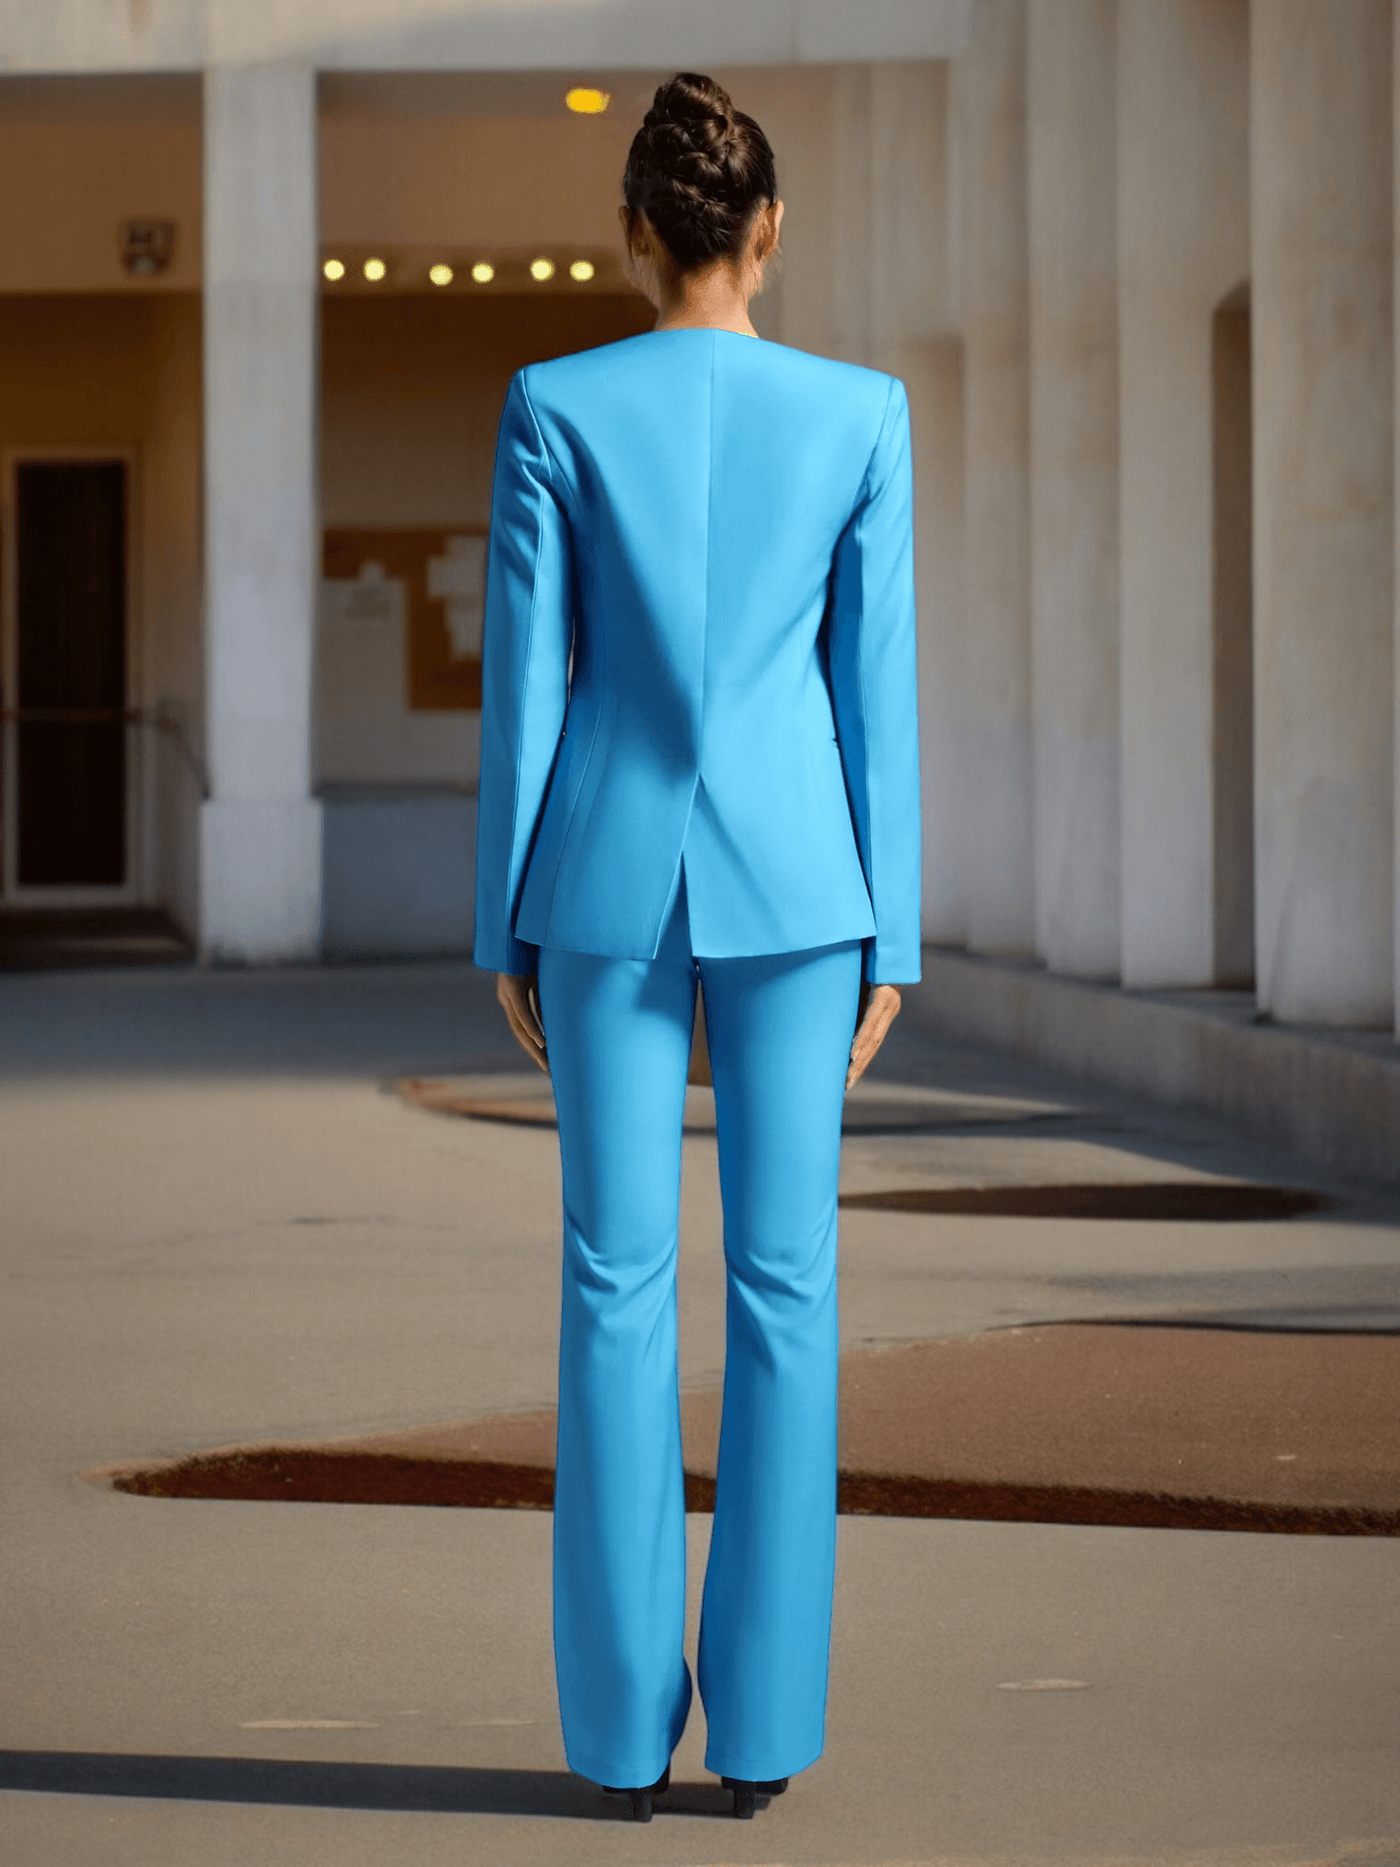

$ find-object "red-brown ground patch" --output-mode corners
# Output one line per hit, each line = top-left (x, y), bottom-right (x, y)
(88, 1324), (1400, 1533)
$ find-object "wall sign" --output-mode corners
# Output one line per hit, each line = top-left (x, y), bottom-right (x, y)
(322, 527), (486, 711)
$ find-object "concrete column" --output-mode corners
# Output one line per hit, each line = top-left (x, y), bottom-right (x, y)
(1395, 0), (1400, 1038)
(828, 65), (876, 367)
(1117, 0), (1249, 988)
(871, 62), (966, 945)
(1026, 0), (1121, 978)
(1252, 0), (1394, 1025)
(907, 336), (967, 946)
(199, 60), (323, 962)
(959, 0), (1034, 956)
(823, 63), (967, 944)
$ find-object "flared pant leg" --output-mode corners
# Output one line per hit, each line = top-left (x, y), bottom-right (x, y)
(695, 934), (863, 1780)
(536, 868), (698, 1788)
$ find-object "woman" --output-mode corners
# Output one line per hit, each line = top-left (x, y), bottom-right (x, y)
(472, 71), (921, 1822)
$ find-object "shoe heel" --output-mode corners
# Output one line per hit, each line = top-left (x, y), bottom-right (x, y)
(602, 1760), (670, 1823)
(720, 1773), (788, 1818)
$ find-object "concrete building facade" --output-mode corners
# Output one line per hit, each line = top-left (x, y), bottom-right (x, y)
(0, 0), (1396, 1047)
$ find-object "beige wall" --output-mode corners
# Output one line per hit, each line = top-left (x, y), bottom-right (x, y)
(0, 77), (202, 293)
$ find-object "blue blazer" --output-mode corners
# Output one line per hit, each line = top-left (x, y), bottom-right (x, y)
(472, 326), (922, 985)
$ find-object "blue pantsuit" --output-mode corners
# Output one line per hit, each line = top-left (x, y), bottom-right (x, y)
(539, 860), (863, 1784)
(473, 326), (921, 1784)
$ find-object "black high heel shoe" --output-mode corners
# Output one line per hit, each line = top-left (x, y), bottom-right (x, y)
(720, 1774), (789, 1818)
(601, 1760), (670, 1822)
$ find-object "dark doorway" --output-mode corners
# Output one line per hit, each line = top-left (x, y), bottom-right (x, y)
(1211, 287), (1254, 988)
(12, 459), (128, 887)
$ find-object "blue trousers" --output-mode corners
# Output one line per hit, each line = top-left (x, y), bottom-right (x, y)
(536, 858), (863, 1787)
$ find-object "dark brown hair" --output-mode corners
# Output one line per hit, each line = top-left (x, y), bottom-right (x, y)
(621, 71), (778, 273)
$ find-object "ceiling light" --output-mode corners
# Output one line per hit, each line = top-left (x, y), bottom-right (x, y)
(565, 87), (610, 114)
(322, 258), (345, 281)
(363, 257), (387, 281)
(530, 257), (555, 281)
(569, 259), (595, 282)
(429, 263), (453, 286)
(471, 261), (494, 283)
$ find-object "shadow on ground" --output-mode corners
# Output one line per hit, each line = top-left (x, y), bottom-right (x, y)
(0, 1750), (743, 1819)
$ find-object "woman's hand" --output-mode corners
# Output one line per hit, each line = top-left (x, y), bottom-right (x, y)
(497, 971), (549, 1075)
(499, 967), (896, 1088)
(846, 980), (901, 1091)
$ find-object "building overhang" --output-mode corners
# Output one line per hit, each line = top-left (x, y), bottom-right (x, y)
(0, 0), (974, 77)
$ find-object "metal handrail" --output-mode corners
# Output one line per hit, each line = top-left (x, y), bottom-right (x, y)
(0, 704), (210, 799)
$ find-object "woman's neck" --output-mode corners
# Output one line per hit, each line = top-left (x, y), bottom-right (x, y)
(650, 271), (759, 338)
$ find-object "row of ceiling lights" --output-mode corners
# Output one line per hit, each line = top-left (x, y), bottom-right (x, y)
(319, 85), (611, 288)
(322, 255), (597, 285)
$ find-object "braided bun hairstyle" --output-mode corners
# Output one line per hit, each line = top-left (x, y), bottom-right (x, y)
(622, 71), (778, 273)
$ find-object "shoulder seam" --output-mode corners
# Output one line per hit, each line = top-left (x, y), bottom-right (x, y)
(516, 366), (557, 487)
(857, 374), (899, 506)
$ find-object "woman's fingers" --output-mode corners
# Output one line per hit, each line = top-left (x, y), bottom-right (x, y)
(847, 991), (897, 1086)
(525, 978), (546, 1046)
(508, 1006), (550, 1073)
(846, 983), (901, 1090)
(497, 971), (550, 1075)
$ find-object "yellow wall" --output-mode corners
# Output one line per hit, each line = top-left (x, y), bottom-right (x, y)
(0, 292), (203, 921)
(319, 94), (633, 251)
(320, 290), (650, 527)
(0, 75), (202, 293)
(0, 281), (658, 904)
(0, 71), (640, 292)
(316, 289), (650, 790)
(0, 64), (837, 297)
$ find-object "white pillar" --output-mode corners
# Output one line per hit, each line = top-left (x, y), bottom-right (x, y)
(1117, 0), (1249, 988)
(1252, 0), (1394, 1025)
(959, 0), (1034, 957)
(822, 62), (967, 944)
(908, 337), (967, 946)
(871, 63), (965, 946)
(1026, 0), (1121, 979)
(1394, 0), (1400, 1038)
(199, 60), (323, 963)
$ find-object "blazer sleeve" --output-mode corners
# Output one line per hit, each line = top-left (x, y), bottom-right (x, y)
(827, 374), (923, 985)
(472, 367), (574, 975)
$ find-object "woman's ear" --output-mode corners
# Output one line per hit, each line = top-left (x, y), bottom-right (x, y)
(750, 199), (783, 273)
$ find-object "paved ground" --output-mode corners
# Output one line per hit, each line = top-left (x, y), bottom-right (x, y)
(2, 957), (1399, 1865)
